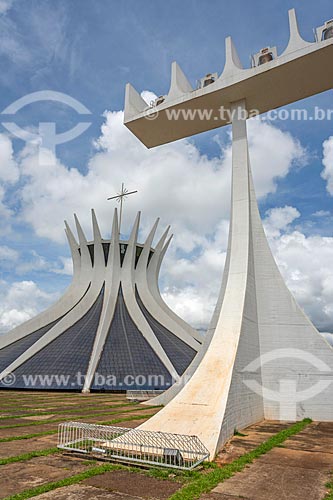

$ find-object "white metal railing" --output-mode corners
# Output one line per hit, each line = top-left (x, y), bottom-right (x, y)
(58, 421), (209, 470)
(126, 390), (164, 401)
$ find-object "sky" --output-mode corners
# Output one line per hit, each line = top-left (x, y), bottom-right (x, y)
(0, 0), (333, 345)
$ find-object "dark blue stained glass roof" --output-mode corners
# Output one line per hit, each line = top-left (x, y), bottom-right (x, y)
(0, 284), (91, 379)
(4, 287), (105, 390)
(0, 282), (194, 392)
(0, 319), (59, 374)
(91, 286), (173, 391)
(136, 288), (196, 376)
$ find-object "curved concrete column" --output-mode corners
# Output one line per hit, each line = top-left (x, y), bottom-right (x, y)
(0, 208), (202, 391)
(136, 219), (201, 350)
(121, 213), (180, 381)
(0, 220), (92, 350)
(147, 228), (203, 344)
(137, 100), (259, 456)
(0, 212), (105, 381)
(82, 209), (121, 392)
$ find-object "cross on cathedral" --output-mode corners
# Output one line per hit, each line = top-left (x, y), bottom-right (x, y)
(107, 183), (138, 235)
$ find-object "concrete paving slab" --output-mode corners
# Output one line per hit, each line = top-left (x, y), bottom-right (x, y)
(0, 434), (57, 459)
(285, 435), (333, 454)
(0, 423), (57, 438)
(256, 447), (333, 471)
(216, 422), (291, 465)
(211, 463), (328, 500)
(0, 457), (89, 498)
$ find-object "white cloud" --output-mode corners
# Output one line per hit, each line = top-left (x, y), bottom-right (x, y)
(264, 209), (333, 331)
(0, 133), (19, 183)
(15, 250), (51, 275)
(0, 0), (13, 15)
(0, 280), (58, 334)
(312, 210), (330, 218)
(0, 245), (18, 261)
(321, 136), (333, 195)
(263, 205), (300, 238)
(16, 110), (306, 250)
(1, 106), (330, 335)
(0, 133), (18, 235)
(0, 185), (13, 234)
(141, 90), (157, 106)
(0, 2), (73, 74)
(11, 250), (73, 277)
(51, 256), (73, 276)
(0, 109), (308, 331)
(247, 119), (306, 198)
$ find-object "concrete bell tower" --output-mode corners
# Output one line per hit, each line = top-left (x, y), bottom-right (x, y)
(123, 9), (333, 458)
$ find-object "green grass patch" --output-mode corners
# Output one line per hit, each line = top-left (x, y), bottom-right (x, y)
(0, 412), (157, 445)
(0, 430), (57, 443)
(0, 447), (59, 466)
(98, 412), (158, 426)
(0, 419), (312, 500)
(324, 473), (333, 500)
(233, 429), (247, 437)
(0, 397), (126, 410)
(0, 405), (160, 430)
(0, 402), (137, 421)
(168, 418), (313, 500)
(0, 397), (125, 411)
(2, 463), (125, 500)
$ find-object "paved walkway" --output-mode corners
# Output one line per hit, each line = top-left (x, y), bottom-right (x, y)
(203, 421), (333, 500)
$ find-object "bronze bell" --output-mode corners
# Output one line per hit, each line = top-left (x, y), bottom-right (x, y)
(258, 52), (274, 65)
(323, 25), (333, 40)
(155, 96), (165, 106)
(203, 74), (215, 87)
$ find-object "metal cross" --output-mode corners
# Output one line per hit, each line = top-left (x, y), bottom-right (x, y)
(107, 183), (138, 235)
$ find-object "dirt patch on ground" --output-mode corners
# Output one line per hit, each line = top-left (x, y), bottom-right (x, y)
(84, 470), (181, 499)
(0, 455), (90, 498)
(0, 406), (159, 440)
(0, 434), (58, 459)
(32, 484), (142, 499)
(0, 423), (57, 438)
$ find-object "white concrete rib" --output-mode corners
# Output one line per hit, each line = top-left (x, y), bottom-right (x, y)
(0, 220), (91, 351)
(83, 209), (121, 393)
(135, 219), (201, 350)
(282, 8), (314, 56)
(167, 62), (193, 100)
(121, 212), (180, 382)
(0, 208), (202, 391)
(146, 228), (203, 344)
(0, 212), (105, 382)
